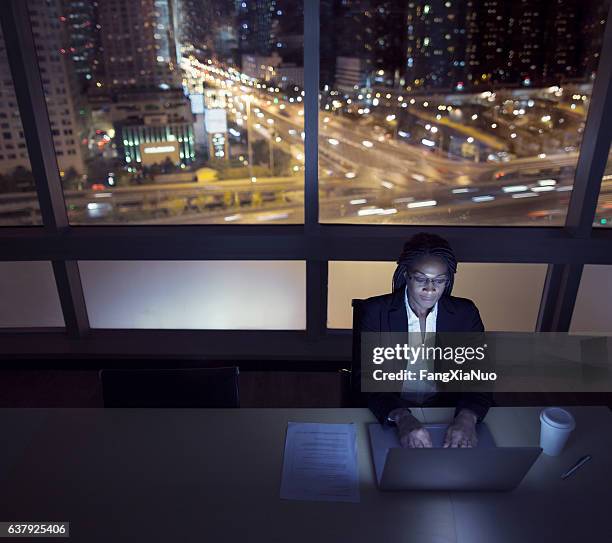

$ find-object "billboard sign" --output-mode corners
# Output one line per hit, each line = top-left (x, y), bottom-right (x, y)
(139, 141), (180, 166)
(204, 108), (228, 134)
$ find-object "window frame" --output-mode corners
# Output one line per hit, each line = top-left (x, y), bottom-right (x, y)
(0, 1), (611, 363)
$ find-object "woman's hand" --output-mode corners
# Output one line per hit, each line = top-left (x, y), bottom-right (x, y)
(443, 409), (478, 448)
(393, 410), (433, 448)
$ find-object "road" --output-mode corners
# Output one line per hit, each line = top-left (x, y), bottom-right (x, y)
(1, 59), (608, 228)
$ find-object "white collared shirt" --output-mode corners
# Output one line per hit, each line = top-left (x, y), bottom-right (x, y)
(401, 286), (438, 403)
(405, 286), (438, 338)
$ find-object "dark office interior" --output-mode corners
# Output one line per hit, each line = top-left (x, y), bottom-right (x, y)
(0, 0), (611, 541)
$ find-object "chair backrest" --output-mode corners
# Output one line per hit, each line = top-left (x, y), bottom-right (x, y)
(100, 367), (240, 408)
(349, 299), (367, 406)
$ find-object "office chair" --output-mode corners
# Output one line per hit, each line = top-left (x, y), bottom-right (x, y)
(343, 299), (368, 407)
(100, 366), (240, 408)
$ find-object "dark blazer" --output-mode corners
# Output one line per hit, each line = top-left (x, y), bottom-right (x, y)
(358, 288), (492, 424)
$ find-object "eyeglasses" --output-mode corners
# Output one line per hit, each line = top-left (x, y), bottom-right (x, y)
(409, 274), (448, 288)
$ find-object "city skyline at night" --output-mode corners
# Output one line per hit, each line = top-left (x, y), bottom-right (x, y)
(0, 0), (610, 227)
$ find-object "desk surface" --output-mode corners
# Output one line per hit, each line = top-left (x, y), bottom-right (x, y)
(0, 407), (611, 543)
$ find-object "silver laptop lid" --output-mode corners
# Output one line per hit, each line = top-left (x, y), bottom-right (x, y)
(369, 423), (541, 491)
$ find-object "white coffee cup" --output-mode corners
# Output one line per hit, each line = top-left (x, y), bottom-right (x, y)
(539, 407), (575, 456)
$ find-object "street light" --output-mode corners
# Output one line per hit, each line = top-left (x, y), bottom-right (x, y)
(269, 130), (275, 174)
(244, 94), (254, 180)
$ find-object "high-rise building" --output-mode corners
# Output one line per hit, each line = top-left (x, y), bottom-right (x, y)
(332, 0), (372, 90)
(504, 0), (546, 86)
(0, 0), (85, 176)
(175, 0), (237, 60)
(320, 0), (340, 87)
(370, 1), (407, 87)
(463, 0), (603, 90)
(236, 0), (278, 57)
(95, 0), (181, 92)
(213, 24), (239, 65)
(334, 56), (368, 91)
(405, 0), (465, 91)
(464, 0), (506, 87)
(87, 0), (195, 168)
(272, 0), (303, 66)
(333, 0), (408, 89)
(580, 0), (611, 79)
(176, 0), (212, 57)
(113, 94), (195, 168)
(59, 0), (98, 93)
(465, 0), (546, 88)
(235, 0), (304, 87)
(542, 0), (580, 82)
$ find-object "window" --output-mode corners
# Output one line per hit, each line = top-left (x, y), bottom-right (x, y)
(27, 0), (305, 225)
(0, 0), (608, 353)
(328, 261), (547, 331)
(319, 1), (609, 225)
(570, 265), (612, 333)
(79, 261), (306, 329)
(0, 261), (64, 327)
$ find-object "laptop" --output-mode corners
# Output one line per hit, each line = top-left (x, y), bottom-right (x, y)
(368, 423), (541, 491)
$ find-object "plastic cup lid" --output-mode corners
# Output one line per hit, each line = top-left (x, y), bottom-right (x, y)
(540, 407), (575, 430)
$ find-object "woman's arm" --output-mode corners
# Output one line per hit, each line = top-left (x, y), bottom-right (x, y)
(356, 299), (414, 424)
(454, 299), (492, 422)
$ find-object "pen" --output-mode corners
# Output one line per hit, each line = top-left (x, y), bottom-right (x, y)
(561, 455), (592, 480)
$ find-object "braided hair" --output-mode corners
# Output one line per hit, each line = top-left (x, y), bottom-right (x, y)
(392, 233), (457, 295)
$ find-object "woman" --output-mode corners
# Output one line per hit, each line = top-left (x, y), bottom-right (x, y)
(359, 232), (492, 448)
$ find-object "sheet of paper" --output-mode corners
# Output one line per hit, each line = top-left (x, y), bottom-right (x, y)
(280, 422), (359, 503)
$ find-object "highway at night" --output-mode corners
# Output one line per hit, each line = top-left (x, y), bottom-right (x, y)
(2, 57), (610, 227)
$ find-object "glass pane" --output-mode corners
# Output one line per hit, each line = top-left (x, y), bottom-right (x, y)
(0, 27), (40, 225)
(594, 145), (612, 227)
(79, 261), (306, 329)
(570, 265), (612, 333)
(27, 0), (303, 224)
(319, 1), (610, 225)
(0, 262), (64, 327)
(328, 261), (547, 331)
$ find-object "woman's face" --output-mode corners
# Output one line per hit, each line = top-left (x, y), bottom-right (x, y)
(404, 255), (449, 314)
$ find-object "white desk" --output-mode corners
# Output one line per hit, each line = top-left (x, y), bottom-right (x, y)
(0, 407), (610, 543)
